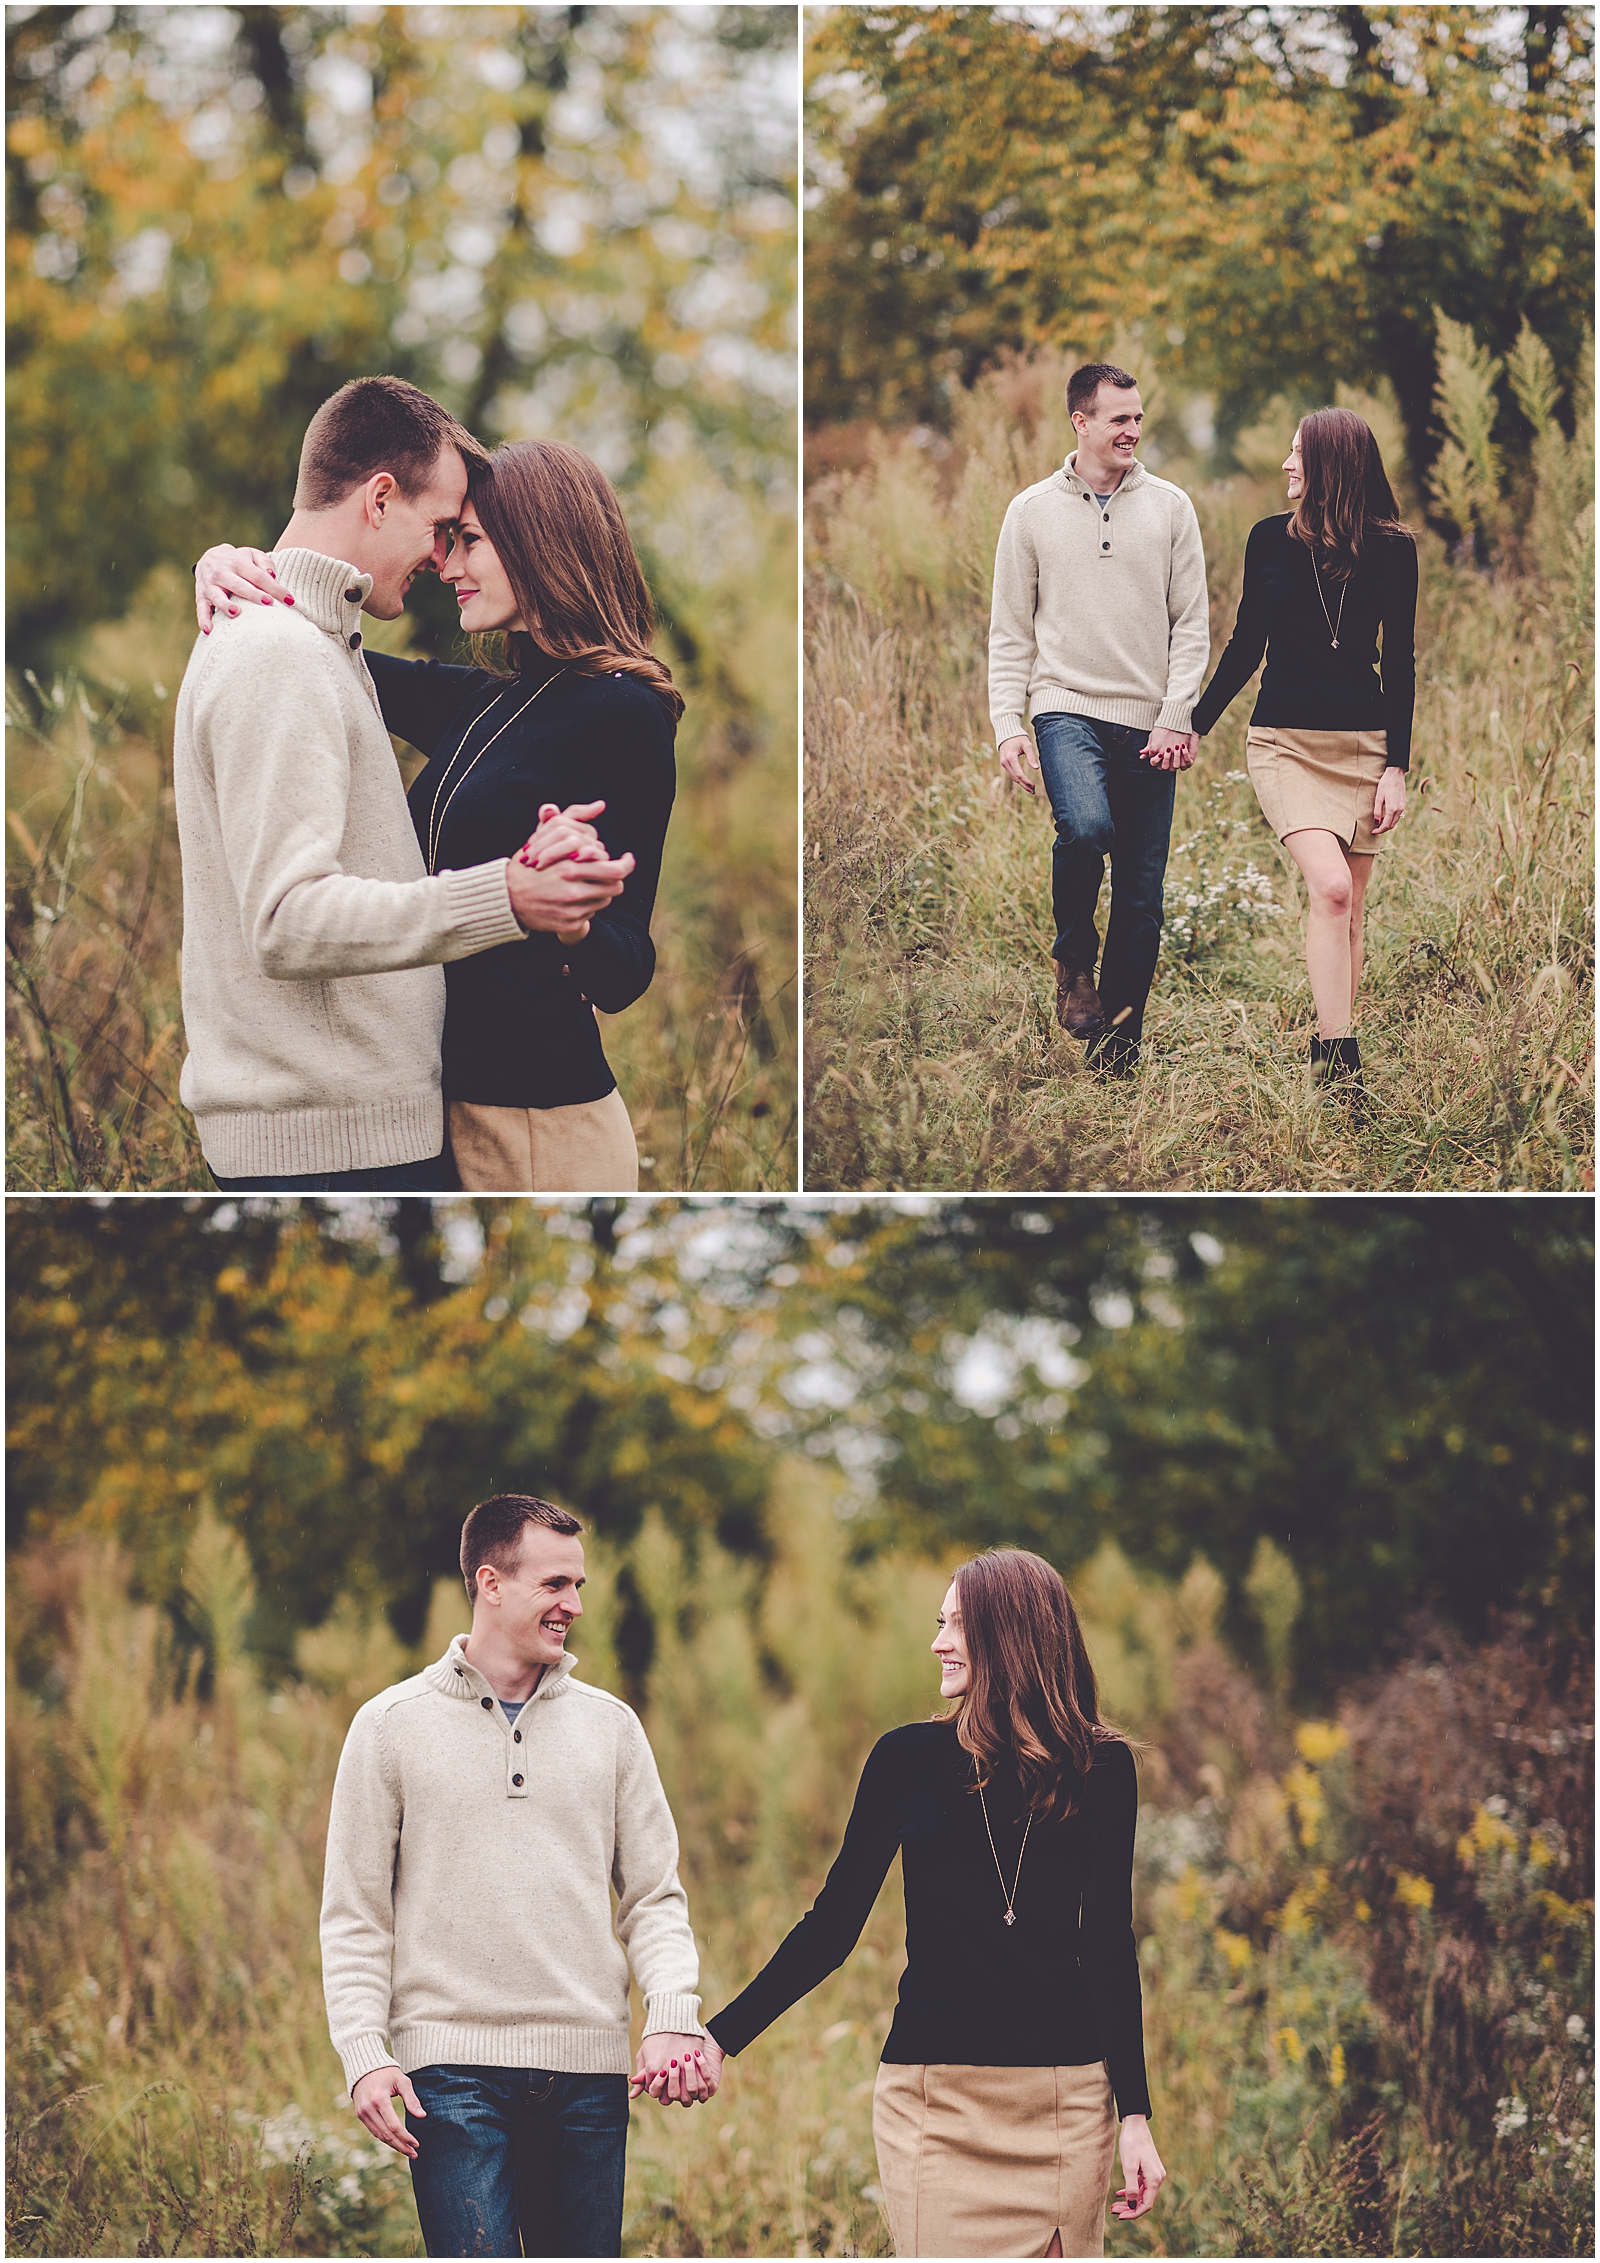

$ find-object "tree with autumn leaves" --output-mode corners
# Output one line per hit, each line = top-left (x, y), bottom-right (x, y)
(6, 1195), (1590, 1696)
(7, 5), (796, 663)
(804, 4), (1593, 483)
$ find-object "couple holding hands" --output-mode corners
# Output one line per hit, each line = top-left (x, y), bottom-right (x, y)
(993, 362), (1414, 1092)
(323, 1496), (1162, 2259)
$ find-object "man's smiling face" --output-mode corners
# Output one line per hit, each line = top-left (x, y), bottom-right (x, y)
(361, 444), (470, 618)
(1073, 383), (1143, 470)
(476, 1526), (586, 1673)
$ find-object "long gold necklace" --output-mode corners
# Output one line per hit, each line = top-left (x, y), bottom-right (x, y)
(977, 1783), (1032, 1927)
(1312, 565), (1348, 651)
(425, 671), (566, 874)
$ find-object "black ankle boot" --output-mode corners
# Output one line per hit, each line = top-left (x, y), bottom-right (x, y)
(1310, 1034), (1365, 1105)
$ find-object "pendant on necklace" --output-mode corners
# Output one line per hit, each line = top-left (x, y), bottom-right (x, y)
(1332, 638), (1339, 649)
(1003, 1910), (1016, 1927)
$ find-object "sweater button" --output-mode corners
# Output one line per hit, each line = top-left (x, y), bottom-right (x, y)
(345, 587), (362, 602)
(1102, 542), (1111, 551)
(513, 1729), (522, 1742)
(512, 1773), (524, 1787)
(349, 632), (362, 648)
(481, 1697), (493, 1710)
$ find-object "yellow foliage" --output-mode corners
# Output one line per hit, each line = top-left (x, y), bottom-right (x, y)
(1275, 2026), (1305, 2065)
(1329, 2041), (1347, 2089)
(1215, 1927), (1253, 1975)
(1395, 1869), (1435, 1912)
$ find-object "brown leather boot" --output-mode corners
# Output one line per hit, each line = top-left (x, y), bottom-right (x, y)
(1054, 960), (1107, 1040)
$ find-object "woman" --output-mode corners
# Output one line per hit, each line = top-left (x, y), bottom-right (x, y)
(193, 439), (678, 1192)
(655, 1549), (1165, 2259)
(1191, 407), (1416, 1092)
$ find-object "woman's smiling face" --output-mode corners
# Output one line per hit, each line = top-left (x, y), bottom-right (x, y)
(932, 1580), (971, 1698)
(440, 499), (523, 632)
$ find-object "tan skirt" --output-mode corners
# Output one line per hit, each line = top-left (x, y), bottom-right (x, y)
(1246, 725), (1390, 854)
(872, 2061), (1118, 2259)
(447, 1089), (639, 1193)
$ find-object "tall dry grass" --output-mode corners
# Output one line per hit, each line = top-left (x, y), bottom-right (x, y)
(5, 565), (797, 1192)
(7, 1480), (1592, 2256)
(804, 352), (1594, 1190)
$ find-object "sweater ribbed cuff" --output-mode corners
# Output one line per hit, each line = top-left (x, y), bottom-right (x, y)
(991, 712), (1029, 746)
(444, 860), (527, 953)
(641, 1991), (704, 2040)
(1155, 698), (1195, 732)
(338, 2031), (401, 2093)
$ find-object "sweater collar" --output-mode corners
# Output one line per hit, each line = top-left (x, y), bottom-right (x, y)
(1059, 452), (1147, 502)
(425, 1630), (576, 1705)
(268, 546), (373, 640)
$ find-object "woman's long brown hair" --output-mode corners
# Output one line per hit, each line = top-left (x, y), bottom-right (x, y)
(466, 440), (684, 718)
(1289, 406), (1409, 583)
(944, 1548), (1121, 1821)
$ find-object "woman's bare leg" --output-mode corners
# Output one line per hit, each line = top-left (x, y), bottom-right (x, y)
(1045, 2233), (1063, 2257)
(1346, 850), (1374, 1021)
(1282, 828), (1356, 1037)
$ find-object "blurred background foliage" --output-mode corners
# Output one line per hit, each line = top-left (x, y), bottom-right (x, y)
(5, 1194), (1593, 2256)
(6, 1193), (1591, 1691)
(5, 4), (797, 1189)
(803, 3), (1594, 485)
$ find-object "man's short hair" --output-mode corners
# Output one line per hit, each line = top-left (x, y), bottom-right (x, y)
(1067, 363), (1139, 423)
(294, 374), (490, 511)
(460, 1494), (584, 1604)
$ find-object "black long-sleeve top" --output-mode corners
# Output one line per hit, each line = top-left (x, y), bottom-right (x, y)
(1191, 514), (1418, 770)
(365, 650), (676, 1109)
(706, 1723), (1152, 2118)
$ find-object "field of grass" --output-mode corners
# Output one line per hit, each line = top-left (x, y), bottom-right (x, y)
(804, 355), (1594, 1190)
(5, 554), (797, 1193)
(7, 1478), (1592, 2258)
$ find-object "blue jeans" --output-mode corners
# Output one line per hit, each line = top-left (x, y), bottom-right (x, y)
(1034, 712), (1176, 1048)
(209, 1147), (459, 1193)
(406, 2065), (628, 2259)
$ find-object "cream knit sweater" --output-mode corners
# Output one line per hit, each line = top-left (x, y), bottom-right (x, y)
(988, 454), (1211, 743)
(174, 547), (526, 1179)
(320, 1636), (702, 2090)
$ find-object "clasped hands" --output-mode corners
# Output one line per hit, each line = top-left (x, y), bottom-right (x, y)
(998, 727), (1197, 793)
(628, 2029), (726, 2111)
(506, 800), (633, 944)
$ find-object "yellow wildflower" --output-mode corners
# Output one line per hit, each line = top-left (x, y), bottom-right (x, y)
(1295, 1721), (1349, 1766)
(1276, 2026), (1304, 2065)
(1329, 2042), (1347, 2090)
(1283, 1762), (1325, 1848)
(1395, 1869), (1434, 1911)
(1528, 1834), (1556, 1870)
(1215, 1928), (1252, 1975)
(1536, 1889), (1593, 1933)
(1456, 1805), (1519, 1866)
(1354, 1898), (1372, 1922)
(1173, 1865), (1207, 1924)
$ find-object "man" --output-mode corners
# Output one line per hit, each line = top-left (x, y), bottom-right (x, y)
(990, 363), (1210, 1075)
(174, 375), (630, 1191)
(322, 1494), (714, 2260)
